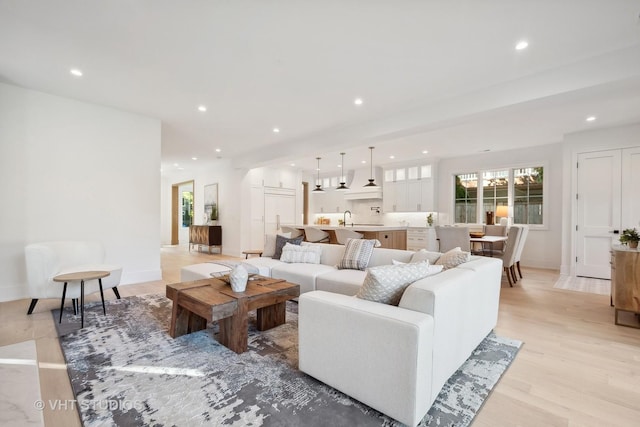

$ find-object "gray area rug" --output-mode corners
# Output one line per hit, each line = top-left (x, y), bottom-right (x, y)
(53, 294), (521, 427)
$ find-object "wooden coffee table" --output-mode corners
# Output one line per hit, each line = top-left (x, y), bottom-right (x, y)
(166, 276), (300, 353)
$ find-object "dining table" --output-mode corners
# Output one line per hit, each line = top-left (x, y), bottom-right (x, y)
(469, 235), (508, 257)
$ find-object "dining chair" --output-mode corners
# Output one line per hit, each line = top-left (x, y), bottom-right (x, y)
(334, 228), (364, 245)
(483, 225), (508, 255)
(495, 226), (523, 287)
(513, 225), (529, 279)
(304, 227), (331, 243)
(435, 226), (470, 253)
(281, 226), (304, 239)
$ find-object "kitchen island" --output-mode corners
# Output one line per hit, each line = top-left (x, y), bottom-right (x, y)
(291, 225), (407, 249)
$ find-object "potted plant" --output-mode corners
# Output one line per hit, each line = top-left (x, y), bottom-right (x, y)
(426, 213), (434, 227)
(620, 228), (640, 249)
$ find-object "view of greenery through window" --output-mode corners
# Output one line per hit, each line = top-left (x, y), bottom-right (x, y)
(455, 167), (543, 225)
(182, 192), (194, 227)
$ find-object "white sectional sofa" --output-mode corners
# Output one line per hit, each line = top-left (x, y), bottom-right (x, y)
(180, 241), (502, 426)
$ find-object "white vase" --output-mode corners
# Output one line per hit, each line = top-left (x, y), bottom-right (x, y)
(229, 264), (248, 292)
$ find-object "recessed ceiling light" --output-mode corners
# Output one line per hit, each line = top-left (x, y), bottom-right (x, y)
(361, 160), (367, 164)
(422, 150), (429, 154)
(354, 98), (363, 106)
(70, 68), (83, 77)
(173, 163), (179, 167)
(192, 157), (198, 160)
(515, 40), (529, 51)
(389, 155), (395, 159)
(586, 116), (597, 122)
(273, 128), (280, 133)
(197, 105), (207, 112)
(215, 148), (221, 152)
(177, 167), (184, 170)
(290, 163), (295, 167)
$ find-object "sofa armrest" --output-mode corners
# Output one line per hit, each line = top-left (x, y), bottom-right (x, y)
(299, 291), (434, 427)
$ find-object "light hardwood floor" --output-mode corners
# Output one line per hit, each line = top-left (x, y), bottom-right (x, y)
(1, 246), (639, 427)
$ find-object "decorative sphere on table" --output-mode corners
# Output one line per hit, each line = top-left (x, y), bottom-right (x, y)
(230, 264), (249, 292)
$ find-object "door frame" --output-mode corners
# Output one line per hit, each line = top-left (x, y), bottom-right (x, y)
(171, 180), (195, 245)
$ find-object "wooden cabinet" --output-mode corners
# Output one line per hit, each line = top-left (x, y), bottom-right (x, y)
(189, 225), (222, 254)
(611, 245), (640, 328)
(362, 230), (407, 250)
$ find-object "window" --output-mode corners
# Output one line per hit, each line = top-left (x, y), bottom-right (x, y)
(513, 167), (543, 225)
(454, 166), (544, 225)
(455, 173), (478, 223)
(482, 170), (509, 217)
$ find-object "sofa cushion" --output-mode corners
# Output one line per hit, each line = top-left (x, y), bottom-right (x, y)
(263, 232), (291, 258)
(356, 261), (433, 305)
(367, 247), (414, 267)
(410, 249), (442, 264)
(337, 238), (376, 270)
(280, 243), (322, 264)
(241, 257), (283, 277)
(273, 235), (303, 260)
(315, 269), (367, 296)
(434, 247), (471, 270)
(271, 263), (336, 294)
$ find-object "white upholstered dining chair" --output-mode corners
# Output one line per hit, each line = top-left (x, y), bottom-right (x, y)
(495, 226), (523, 287)
(435, 226), (470, 252)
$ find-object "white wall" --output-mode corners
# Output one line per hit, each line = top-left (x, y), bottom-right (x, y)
(437, 143), (563, 270)
(161, 161), (247, 257)
(0, 83), (162, 302)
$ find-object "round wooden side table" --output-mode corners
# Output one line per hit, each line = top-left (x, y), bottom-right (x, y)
(53, 270), (110, 328)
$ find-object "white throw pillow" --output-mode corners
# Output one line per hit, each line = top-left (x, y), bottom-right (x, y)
(337, 238), (376, 270)
(356, 261), (433, 305)
(410, 249), (442, 264)
(280, 243), (322, 264)
(262, 232), (291, 258)
(435, 247), (471, 270)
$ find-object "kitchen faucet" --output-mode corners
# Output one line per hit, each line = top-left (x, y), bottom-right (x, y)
(343, 210), (352, 227)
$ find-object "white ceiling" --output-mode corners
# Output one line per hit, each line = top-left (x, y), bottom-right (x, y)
(1, 0), (640, 175)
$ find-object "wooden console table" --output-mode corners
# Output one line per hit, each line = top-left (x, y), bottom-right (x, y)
(189, 225), (222, 254)
(611, 245), (640, 328)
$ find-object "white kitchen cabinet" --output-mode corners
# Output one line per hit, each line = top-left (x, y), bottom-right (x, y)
(384, 164), (434, 212)
(406, 227), (438, 251)
(313, 189), (349, 213)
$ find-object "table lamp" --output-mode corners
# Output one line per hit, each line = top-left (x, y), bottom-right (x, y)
(496, 205), (509, 226)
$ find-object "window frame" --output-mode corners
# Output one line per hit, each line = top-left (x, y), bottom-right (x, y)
(452, 161), (548, 230)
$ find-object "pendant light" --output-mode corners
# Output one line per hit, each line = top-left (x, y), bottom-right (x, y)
(336, 152), (349, 191)
(312, 157), (324, 193)
(364, 146), (378, 187)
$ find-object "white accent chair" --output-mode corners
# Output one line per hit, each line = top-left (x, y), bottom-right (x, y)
(304, 227), (330, 243)
(513, 225), (529, 279)
(24, 241), (122, 314)
(435, 226), (470, 252)
(495, 226), (523, 286)
(334, 228), (363, 245)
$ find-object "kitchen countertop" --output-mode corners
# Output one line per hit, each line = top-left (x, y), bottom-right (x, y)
(293, 225), (408, 231)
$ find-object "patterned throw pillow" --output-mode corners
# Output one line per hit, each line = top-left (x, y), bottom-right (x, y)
(337, 238), (376, 270)
(263, 232), (291, 258)
(273, 235), (303, 260)
(435, 247), (471, 270)
(356, 262), (433, 305)
(392, 259), (444, 275)
(410, 249), (442, 264)
(280, 243), (322, 264)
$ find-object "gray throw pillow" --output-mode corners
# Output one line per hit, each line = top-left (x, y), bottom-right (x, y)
(337, 238), (376, 270)
(273, 235), (303, 260)
(356, 261), (432, 305)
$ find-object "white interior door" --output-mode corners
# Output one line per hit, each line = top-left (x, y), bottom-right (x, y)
(576, 150), (621, 279)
